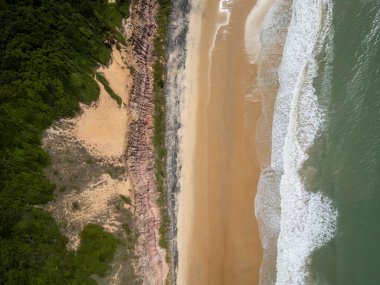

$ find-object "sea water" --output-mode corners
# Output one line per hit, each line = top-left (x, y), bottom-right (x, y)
(308, 1), (380, 284)
(253, 0), (380, 284)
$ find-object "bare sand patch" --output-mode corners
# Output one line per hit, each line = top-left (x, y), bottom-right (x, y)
(45, 174), (131, 249)
(75, 48), (130, 159)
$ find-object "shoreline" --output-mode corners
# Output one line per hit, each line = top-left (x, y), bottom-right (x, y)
(253, 1), (292, 284)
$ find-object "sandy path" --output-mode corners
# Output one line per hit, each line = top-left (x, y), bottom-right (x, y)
(178, 0), (263, 284)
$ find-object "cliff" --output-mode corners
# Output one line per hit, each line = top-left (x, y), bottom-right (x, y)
(125, 1), (169, 284)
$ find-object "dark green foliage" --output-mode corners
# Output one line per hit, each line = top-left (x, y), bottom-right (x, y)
(71, 201), (80, 211)
(0, 0), (129, 283)
(96, 72), (122, 106)
(75, 224), (118, 277)
(0, 211), (117, 284)
(123, 223), (133, 236)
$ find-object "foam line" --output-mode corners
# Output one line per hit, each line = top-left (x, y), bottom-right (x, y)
(271, 1), (337, 284)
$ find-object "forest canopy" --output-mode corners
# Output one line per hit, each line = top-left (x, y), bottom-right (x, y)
(0, 0), (130, 283)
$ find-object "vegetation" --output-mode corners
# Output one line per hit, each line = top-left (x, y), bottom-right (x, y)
(152, 0), (171, 254)
(121, 209), (138, 252)
(96, 72), (122, 106)
(120, 194), (132, 205)
(0, 0), (130, 283)
(72, 201), (81, 211)
(75, 224), (118, 277)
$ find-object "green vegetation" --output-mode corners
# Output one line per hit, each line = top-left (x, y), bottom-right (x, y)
(0, 0), (130, 283)
(72, 201), (80, 211)
(96, 72), (123, 106)
(128, 65), (136, 76)
(120, 194), (132, 205)
(122, 209), (138, 252)
(106, 165), (125, 179)
(152, 0), (171, 254)
(75, 224), (118, 277)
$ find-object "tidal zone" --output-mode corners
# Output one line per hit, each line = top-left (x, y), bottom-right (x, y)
(250, 0), (380, 284)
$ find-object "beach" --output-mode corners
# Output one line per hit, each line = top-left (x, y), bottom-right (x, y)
(177, 0), (264, 284)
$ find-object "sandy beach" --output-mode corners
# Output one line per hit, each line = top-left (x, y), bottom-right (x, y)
(177, 0), (265, 284)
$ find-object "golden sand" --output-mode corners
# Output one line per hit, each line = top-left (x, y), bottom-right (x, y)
(178, 0), (264, 284)
(75, 47), (131, 159)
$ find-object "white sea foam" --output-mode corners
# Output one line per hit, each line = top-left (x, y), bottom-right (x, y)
(271, 1), (337, 284)
(253, 1), (292, 284)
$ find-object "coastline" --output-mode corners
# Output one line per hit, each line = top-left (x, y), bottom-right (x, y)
(253, 1), (292, 284)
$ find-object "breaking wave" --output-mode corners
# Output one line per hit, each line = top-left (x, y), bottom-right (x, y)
(250, 0), (338, 284)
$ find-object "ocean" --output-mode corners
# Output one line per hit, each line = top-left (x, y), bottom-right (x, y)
(254, 0), (380, 284)
(310, 1), (380, 284)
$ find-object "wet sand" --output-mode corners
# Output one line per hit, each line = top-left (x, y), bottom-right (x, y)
(178, 0), (263, 284)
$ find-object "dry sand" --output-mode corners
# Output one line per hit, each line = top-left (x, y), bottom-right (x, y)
(76, 47), (131, 159)
(178, 0), (265, 284)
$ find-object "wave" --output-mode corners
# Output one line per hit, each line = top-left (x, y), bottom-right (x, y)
(251, 1), (292, 284)
(251, 0), (338, 284)
(253, 0), (293, 169)
(272, 0), (337, 284)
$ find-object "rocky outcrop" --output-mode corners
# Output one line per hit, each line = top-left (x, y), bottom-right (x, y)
(125, 1), (168, 284)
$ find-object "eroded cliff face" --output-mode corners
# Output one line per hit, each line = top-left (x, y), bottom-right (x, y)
(125, 1), (169, 284)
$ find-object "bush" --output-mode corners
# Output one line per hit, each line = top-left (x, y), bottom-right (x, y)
(96, 72), (123, 106)
(75, 224), (118, 277)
